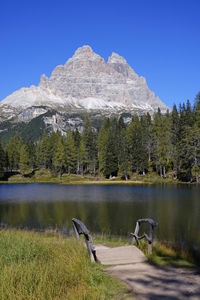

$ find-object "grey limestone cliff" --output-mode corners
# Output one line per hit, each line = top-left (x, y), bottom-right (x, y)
(0, 45), (169, 123)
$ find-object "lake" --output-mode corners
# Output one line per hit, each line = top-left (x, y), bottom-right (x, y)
(0, 183), (199, 251)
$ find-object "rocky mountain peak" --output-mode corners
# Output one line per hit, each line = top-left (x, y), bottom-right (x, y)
(0, 45), (169, 123)
(67, 45), (103, 63)
(39, 74), (48, 88)
(73, 45), (93, 56)
(107, 52), (127, 64)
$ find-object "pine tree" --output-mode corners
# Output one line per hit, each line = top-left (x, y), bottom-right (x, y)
(98, 119), (118, 178)
(0, 141), (5, 178)
(6, 133), (23, 171)
(49, 132), (61, 170)
(19, 144), (30, 175)
(140, 113), (152, 169)
(127, 115), (147, 174)
(82, 116), (97, 175)
(118, 128), (129, 180)
(151, 112), (172, 178)
(72, 128), (81, 174)
(78, 138), (87, 176)
(98, 118), (110, 173)
(27, 142), (36, 170)
(192, 93), (200, 182)
(63, 131), (77, 174)
(170, 104), (180, 177)
(35, 132), (51, 169)
(53, 139), (65, 177)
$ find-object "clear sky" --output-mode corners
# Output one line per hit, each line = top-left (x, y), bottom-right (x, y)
(1, 0), (200, 108)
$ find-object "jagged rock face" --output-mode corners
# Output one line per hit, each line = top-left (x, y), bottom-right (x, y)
(0, 45), (169, 123)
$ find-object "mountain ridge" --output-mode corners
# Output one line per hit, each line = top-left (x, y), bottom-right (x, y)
(0, 45), (168, 114)
(0, 45), (169, 138)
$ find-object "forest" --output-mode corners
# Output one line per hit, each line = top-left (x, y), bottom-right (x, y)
(0, 93), (200, 182)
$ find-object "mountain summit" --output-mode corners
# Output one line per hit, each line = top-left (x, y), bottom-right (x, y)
(0, 45), (168, 124)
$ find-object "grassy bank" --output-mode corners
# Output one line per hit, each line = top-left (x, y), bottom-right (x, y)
(0, 230), (125, 300)
(0, 170), (181, 185)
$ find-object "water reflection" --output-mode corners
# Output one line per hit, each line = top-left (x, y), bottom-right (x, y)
(0, 183), (200, 251)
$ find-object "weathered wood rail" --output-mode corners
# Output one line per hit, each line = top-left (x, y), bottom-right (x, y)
(72, 218), (98, 262)
(72, 217), (158, 261)
(131, 218), (158, 254)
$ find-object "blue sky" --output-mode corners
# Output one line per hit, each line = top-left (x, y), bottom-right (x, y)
(1, 0), (200, 108)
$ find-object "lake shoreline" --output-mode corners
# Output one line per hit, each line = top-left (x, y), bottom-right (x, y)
(0, 179), (153, 185)
(0, 179), (197, 185)
(0, 175), (192, 185)
(1, 170), (198, 185)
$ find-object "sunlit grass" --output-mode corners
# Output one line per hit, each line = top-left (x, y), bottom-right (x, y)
(0, 230), (126, 300)
(135, 239), (199, 269)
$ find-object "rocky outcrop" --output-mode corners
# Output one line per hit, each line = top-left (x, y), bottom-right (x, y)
(0, 45), (169, 122)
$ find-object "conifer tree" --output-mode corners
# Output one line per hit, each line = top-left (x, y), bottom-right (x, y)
(27, 142), (36, 170)
(98, 118), (111, 173)
(151, 112), (171, 178)
(177, 103), (194, 181)
(140, 113), (152, 167)
(63, 131), (77, 174)
(0, 141), (5, 178)
(6, 133), (23, 171)
(78, 138), (87, 176)
(192, 94), (200, 182)
(19, 144), (30, 175)
(49, 132), (61, 170)
(98, 119), (118, 178)
(72, 128), (81, 174)
(127, 115), (147, 174)
(118, 128), (129, 180)
(53, 139), (65, 177)
(73, 128), (81, 149)
(82, 116), (97, 174)
(35, 132), (51, 169)
(170, 104), (180, 177)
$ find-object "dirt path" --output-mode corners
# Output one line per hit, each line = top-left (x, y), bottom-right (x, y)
(95, 245), (200, 300)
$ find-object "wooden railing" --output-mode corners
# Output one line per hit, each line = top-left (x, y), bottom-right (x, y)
(72, 218), (98, 262)
(72, 217), (158, 261)
(131, 218), (158, 254)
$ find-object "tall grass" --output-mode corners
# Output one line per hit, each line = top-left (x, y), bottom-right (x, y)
(0, 230), (125, 300)
(135, 239), (199, 269)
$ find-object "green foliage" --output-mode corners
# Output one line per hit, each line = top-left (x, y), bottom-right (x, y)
(53, 138), (65, 177)
(127, 115), (148, 174)
(35, 132), (52, 169)
(78, 139), (87, 176)
(0, 142), (5, 178)
(19, 144), (30, 175)
(98, 118), (118, 178)
(63, 131), (77, 174)
(0, 114), (46, 145)
(82, 116), (98, 174)
(151, 111), (172, 177)
(6, 133), (23, 171)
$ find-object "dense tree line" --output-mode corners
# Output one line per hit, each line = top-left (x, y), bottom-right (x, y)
(0, 94), (200, 182)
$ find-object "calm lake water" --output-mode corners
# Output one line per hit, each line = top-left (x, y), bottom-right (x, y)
(0, 183), (200, 251)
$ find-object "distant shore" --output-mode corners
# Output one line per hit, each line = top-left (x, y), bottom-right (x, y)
(0, 172), (188, 185)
